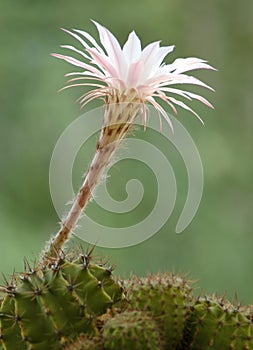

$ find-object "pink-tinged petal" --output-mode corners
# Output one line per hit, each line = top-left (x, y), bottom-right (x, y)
(60, 45), (90, 60)
(156, 73), (214, 91)
(59, 82), (105, 91)
(161, 87), (214, 109)
(53, 21), (215, 114)
(140, 44), (175, 82)
(153, 45), (175, 69)
(126, 60), (144, 87)
(146, 46), (176, 81)
(65, 71), (102, 78)
(141, 41), (160, 62)
(123, 31), (142, 62)
(61, 28), (92, 51)
(140, 103), (150, 130)
(77, 88), (103, 102)
(168, 97), (204, 124)
(51, 53), (104, 78)
(65, 77), (105, 86)
(142, 72), (170, 86)
(73, 29), (105, 54)
(153, 91), (178, 115)
(146, 96), (174, 131)
(87, 48), (119, 78)
(103, 76), (125, 90)
(167, 57), (216, 74)
(80, 94), (105, 108)
(160, 87), (192, 100)
(185, 91), (214, 109)
(139, 42), (161, 79)
(92, 21), (127, 76)
(78, 88), (108, 107)
(136, 84), (154, 96)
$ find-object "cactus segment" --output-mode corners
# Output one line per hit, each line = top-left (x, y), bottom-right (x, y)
(41, 268), (92, 338)
(59, 259), (113, 316)
(184, 297), (253, 350)
(0, 252), (124, 350)
(65, 334), (103, 350)
(0, 295), (26, 350)
(127, 273), (193, 350)
(103, 310), (162, 350)
(1, 251), (253, 350)
(89, 264), (123, 304)
(14, 275), (59, 349)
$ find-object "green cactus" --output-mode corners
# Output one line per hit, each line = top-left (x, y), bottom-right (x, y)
(126, 273), (193, 349)
(183, 297), (253, 350)
(64, 288), (253, 350)
(0, 251), (124, 350)
(1, 251), (253, 350)
(103, 310), (162, 350)
(64, 334), (103, 350)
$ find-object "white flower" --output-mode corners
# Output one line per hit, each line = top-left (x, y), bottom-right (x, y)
(44, 22), (215, 260)
(52, 21), (215, 128)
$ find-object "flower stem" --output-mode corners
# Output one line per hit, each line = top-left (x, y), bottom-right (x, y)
(41, 95), (141, 264)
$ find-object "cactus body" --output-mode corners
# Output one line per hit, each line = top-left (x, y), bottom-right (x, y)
(184, 297), (253, 350)
(1, 252), (253, 350)
(65, 334), (102, 350)
(0, 253), (124, 350)
(0, 295), (26, 350)
(126, 273), (193, 349)
(103, 310), (162, 350)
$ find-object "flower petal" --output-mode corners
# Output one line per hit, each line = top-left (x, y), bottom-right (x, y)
(126, 60), (144, 87)
(161, 87), (214, 109)
(73, 28), (105, 54)
(168, 97), (204, 124)
(146, 96), (174, 131)
(154, 72), (214, 91)
(65, 71), (101, 78)
(141, 41), (160, 63)
(87, 48), (119, 78)
(154, 46), (175, 69)
(167, 57), (216, 74)
(53, 21), (215, 120)
(51, 53), (104, 78)
(123, 31), (142, 63)
(60, 45), (90, 60)
(92, 21), (127, 76)
(61, 28), (91, 51)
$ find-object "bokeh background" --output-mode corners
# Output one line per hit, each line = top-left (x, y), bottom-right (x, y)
(0, 0), (253, 303)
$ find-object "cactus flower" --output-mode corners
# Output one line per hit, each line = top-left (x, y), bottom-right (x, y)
(52, 20), (214, 128)
(43, 21), (214, 262)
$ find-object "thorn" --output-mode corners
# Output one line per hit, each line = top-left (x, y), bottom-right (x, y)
(2, 273), (9, 287)
(87, 244), (97, 258)
(23, 257), (33, 274)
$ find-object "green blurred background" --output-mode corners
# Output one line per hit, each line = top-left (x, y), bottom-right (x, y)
(0, 0), (253, 303)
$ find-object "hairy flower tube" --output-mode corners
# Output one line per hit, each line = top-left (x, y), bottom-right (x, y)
(42, 21), (215, 262)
